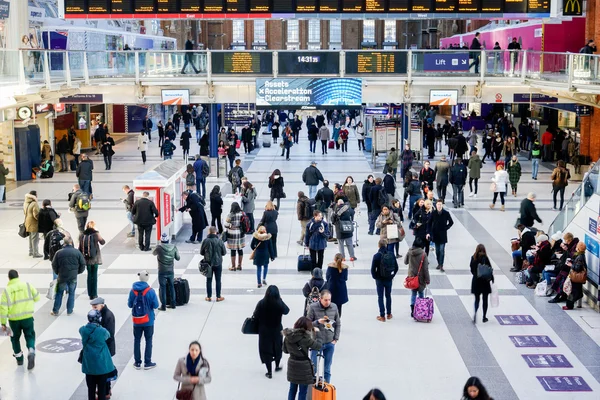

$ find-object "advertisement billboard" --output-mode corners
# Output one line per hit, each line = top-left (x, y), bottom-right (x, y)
(161, 89), (190, 106)
(256, 78), (362, 109)
(429, 89), (458, 106)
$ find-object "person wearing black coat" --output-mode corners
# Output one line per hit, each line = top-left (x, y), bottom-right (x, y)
(51, 238), (86, 316)
(180, 129), (192, 159)
(251, 227), (275, 288)
(199, 131), (210, 156)
(268, 169), (285, 210)
(455, 133), (468, 160)
(38, 200), (59, 259)
(383, 169), (396, 197)
(94, 125), (105, 155)
(209, 185), (223, 233)
(252, 285), (290, 379)
(449, 159), (467, 208)
(131, 192), (159, 251)
(101, 133), (115, 170)
(90, 297), (116, 397)
(369, 179), (385, 235)
(425, 124), (436, 159)
(362, 175), (375, 215)
(56, 135), (70, 172)
(179, 191), (209, 243)
(470, 245), (494, 323)
(427, 200), (454, 272)
(241, 125), (253, 153)
(519, 194), (542, 228)
(259, 202), (279, 258)
(315, 181), (334, 213)
(371, 240), (399, 321)
(512, 225), (537, 271)
(419, 161), (436, 196)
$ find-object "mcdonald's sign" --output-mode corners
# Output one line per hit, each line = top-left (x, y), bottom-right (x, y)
(564, 0), (583, 16)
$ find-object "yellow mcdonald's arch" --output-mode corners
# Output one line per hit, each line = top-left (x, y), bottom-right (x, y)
(565, 0), (581, 14)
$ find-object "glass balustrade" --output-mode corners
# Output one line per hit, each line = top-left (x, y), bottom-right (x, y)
(0, 50), (21, 86)
(526, 51), (569, 82)
(485, 50), (523, 77)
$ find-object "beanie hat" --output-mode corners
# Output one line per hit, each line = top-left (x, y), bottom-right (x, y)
(312, 268), (323, 280)
(138, 270), (149, 282)
(550, 231), (562, 242)
(87, 309), (102, 324)
(536, 234), (549, 244)
(161, 232), (169, 243)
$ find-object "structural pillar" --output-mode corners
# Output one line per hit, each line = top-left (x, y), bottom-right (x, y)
(5, 0), (29, 50)
(209, 103), (218, 158)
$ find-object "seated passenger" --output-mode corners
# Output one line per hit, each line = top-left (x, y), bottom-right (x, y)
(548, 233), (580, 303)
(525, 234), (551, 288)
(511, 224), (536, 272)
(40, 160), (54, 179)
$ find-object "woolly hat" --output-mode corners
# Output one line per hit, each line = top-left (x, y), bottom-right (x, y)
(536, 234), (549, 243)
(87, 309), (102, 324)
(161, 232), (169, 243)
(138, 270), (150, 282)
(312, 268), (323, 280)
(550, 231), (562, 242)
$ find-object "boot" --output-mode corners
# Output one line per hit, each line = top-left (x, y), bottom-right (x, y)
(237, 254), (243, 271)
(410, 305), (414, 318)
(489, 204), (495, 209)
(229, 256), (236, 271)
(500, 205), (505, 212)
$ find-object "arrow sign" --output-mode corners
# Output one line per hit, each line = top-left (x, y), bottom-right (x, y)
(424, 53), (470, 72)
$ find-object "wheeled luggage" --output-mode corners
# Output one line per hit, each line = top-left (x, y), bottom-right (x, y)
(328, 140), (335, 149)
(413, 289), (434, 322)
(173, 277), (190, 306)
(312, 351), (337, 400)
(298, 249), (312, 272)
(353, 221), (359, 247)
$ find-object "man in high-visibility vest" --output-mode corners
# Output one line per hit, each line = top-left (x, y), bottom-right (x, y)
(0, 269), (40, 369)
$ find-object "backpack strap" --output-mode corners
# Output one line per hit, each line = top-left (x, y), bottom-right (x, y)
(142, 287), (151, 296)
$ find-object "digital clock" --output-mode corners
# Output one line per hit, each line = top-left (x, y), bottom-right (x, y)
(279, 52), (339, 74)
(297, 56), (321, 63)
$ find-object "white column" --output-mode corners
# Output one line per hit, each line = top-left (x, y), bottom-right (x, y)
(5, 0), (29, 50)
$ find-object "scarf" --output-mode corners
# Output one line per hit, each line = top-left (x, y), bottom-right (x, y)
(186, 354), (201, 376)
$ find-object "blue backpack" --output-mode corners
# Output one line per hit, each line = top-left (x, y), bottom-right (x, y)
(131, 287), (151, 325)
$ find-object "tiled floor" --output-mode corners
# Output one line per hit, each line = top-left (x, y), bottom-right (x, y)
(0, 123), (599, 400)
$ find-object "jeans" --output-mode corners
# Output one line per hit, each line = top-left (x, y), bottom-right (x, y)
(321, 140), (328, 154)
(309, 249), (324, 269)
(28, 232), (40, 256)
(532, 158), (540, 178)
(341, 140), (348, 152)
(79, 180), (92, 195)
(434, 242), (446, 266)
(138, 224), (152, 250)
(410, 289), (424, 305)
(311, 342), (335, 383)
(358, 139), (365, 150)
(368, 210), (378, 234)
(87, 264), (98, 298)
(308, 185), (318, 199)
(386, 243), (396, 253)
(376, 279), (393, 317)
(257, 264), (269, 284)
(337, 237), (355, 259)
(452, 184), (464, 206)
(206, 266), (222, 298)
(164, 155), (173, 160)
(53, 280), (77, 314)
(408, 195), (420, 219)
(196, 177), (206, 198)
(469, 55), (480, 73)
(59, 153), (68, 171)
(469, 178), (478, 194)
(288, 383), (308, 400)
(309, 140), (317, 153)
(553, 186), (566, 209)
(435, 138), (443, 152)
(181, 54), (199, 73)
(126, 211), (135, 234)
(543, 270), (557, 285)
(158, 272), (176, 307)
(0, 184), (5, 202)
(133, 325), (154, 365)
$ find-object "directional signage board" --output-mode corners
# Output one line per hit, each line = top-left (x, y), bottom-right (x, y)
(496, 315), (537, 325)
(423, 53), (469, 72)
(537, 376), (592, 392)
(522, 354), (573, 368)
(510, 335), (556, 347)
(37, 338), (82, 353)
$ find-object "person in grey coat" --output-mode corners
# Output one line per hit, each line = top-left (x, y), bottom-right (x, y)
(307, 290), (341, 384)
(241, 181), (257, 233)
(200, 226), (227, 301)
(173, 341), (211, 400)
(404, 237), (431, 319)
(318, 125), (330, 155)
(283, 317), (323, 400)
(434, 155), (450, 203)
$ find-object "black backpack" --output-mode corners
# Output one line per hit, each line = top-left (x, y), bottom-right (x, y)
(380, 252), (397, 279)
(378, 188), (389, 207)
(48, 230), (65, 262)
(303, 199), (316, 220)
(81, 233), (97, 259)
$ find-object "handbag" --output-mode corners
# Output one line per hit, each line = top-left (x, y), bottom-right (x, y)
(490, 182), (497, 192)
(398, 225), (406, 242)
(513, 218), (521, 229)
(198, 259), (212, 277)
(563, 276), (573, 296)
(78, 326), (97, 364)
(337, 136), (344, 145)
(19, 206), (30, 238)
(339, 220), (353, 233)
(241, 316), (259, 334)
(569, 268), (587, 284)
(249, 241), (261, 260)
(220, 231), (228, 242)
(404, 254), (425, 290)
(46, 279), (57, 300)
(477, 263), (493, 281)
(386, 223), (399, 240)
(175, 382), (196, 400)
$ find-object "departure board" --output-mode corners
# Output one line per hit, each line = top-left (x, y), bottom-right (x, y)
(65, 0), (86, 13)
(343, 0), (363, 12)
(319, 0), (339, 12)
(505, 0), (527, 12)
(528, 0), (550, 13)
(435, 0), (458, 12)
(278, 52), (339, 74)
(481, 0), (502, 12)
(88, 0), (110, 13)
(203, 0), (224, 12)
(211, 52), (273, 74)
(296, 0), (317, 12)
(365, 0), (385, 12)
(134, 0), (155, 13)
(110, 0), (133, 13)
(272, 0), (294, 12)
(345, 52), (408, 74)
(412, 0), (432, 12)
(180, 0), (201, 12)
(388, 0), (409, 11)
(249, 0), (270, 12)
(227, 0), (248, 12)
(458, 0), (479, 12)
(157, 0), (178, 13)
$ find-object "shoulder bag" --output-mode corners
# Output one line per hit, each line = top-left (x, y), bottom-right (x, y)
(19, 203), (31, 238)
(249, 241), (261, 260)
(241, 316), (259, 335)
(198, 258), (212, 277)
(404, 254), (425, 290)
(569, 268), (587, 284)
(176, 382), (196, 400)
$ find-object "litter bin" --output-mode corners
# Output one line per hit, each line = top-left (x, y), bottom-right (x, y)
(365, 137), (372, 152)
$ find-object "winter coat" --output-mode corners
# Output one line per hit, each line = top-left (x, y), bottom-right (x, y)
(250, 231), (275, 266)
(209, 192), (223, 216)
(449, 163), (468, 185)
(419, 167), (435, 189)
(283, 328), (322, 385)
(401, 149), (414, 172)
(101, 137), (115, 157)
(491, 170), (509, 193)
(163, 141), (177, 157)
(519, 199), (541, 227)
(383, 174), (396, 196)
(297, 196), (311, 221)
(356, 125), (365, 140)
(200, 233), (227, 267)
(79, 228), (106, 266)
(52, 245), (86, 283)
(241, 187), (256, 213)
(127, 281), (159, 327)
(386, 150), (399, 169)
(507, 161), (522, 185)
(152, 243), (180, 273)
(38, 207), (59, 235)
(362, 180), (375, 211)
(302, 166), (324, 186)
(318, 126), (330, 141)
(315, 187), (334, 212)
(551, 166), (570, 188)
(225, 212), (246, 250)
(467, 155), (482, 179)
(173, 356), (211, 400)
(331, 203), (355, 240)
(307, 300), (341, 343)
(123, 189), (135, 212)
(376, 211), (403, 244)
(137, 134), (149, 152)
(304, 219), (330, 250)
(76, 159), (94, 181)
(435, 161), (450, 186)
(371, 247), (398, 281)
(180, 130), (192, 150)
(23, 193), (40, 233)
(404, 246), (430, 292)
(268, 176), (285, 199)
(342, 183), (360, 208)
(99, 305), (116, 356)
(427, 208), (454, 244)
(412, 208), (431, 239)
(79, 323), (115, 376)
(326, 263), (349, 306)
(69, 190), (89, 218)
(132, 197), (159, 226)
(470, 255), (494, 295)
(253, 298), (290, 364)
(455, 135), (468, 155)
(259, 209), (279, 235)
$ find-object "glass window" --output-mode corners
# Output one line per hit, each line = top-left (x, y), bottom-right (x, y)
(308, 20), (320, 45)
(363, 20), (375, 42)
(254, 20), (266, 44)
(384, 20), (396, 42)
(232, 20), (245, 43)
(287, 20), (299, 50)
(330, 20), (341, 43)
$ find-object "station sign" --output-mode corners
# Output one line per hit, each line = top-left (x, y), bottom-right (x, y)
(423, 53), (469, 72)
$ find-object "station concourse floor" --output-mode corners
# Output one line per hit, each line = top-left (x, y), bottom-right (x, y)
(0, 125), (599, 400)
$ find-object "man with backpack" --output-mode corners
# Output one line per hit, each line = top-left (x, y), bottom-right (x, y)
(68, 184), (91, 234)
(371, 239), (399, 322)
(51, 237), (86, 316)
(162, 138), (176, 160)
(127, 270), (159, 370)
(228, 159), (244, 194)
(302, 268), (326, 316)
(193, 156), (210, 198)
(153, 233), (180, 311)
(296, 191), (314, 245)
(45, 219), (71, 266)
(131, 191), (159, 252)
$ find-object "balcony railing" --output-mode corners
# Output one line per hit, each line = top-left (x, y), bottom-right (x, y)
(0, 49), (598, 90)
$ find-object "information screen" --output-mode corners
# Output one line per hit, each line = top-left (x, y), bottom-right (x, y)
(211, 52), (273, 74)
(412, 0), (432, 12)
(319, 0), (340, 12)
(180, 0), (201, 12)
(249, 0), (270, 11)
(157, 0), (178, 13)
(65, 0), (86, 13)
(505, 0), (527, 13)
(435, 0), (458, 12)
(528, 0), (550, 13)
(88, 0), (110, 13)
(203, 0), (224, 12)
(110, 0), (133, 13)
(134, 0), (155, 13)
(345, 52), (408, 74)
(342, 0), (363, 11)
(272, 0), (294, 12)
(296, 0), (317, 12)
(226, 0), (248, 12)
(388, 0), (410, 11)
(365, 0), (386, 12)
(481, 0), (502, 12)
(278, 52), (340, 75)
(457, 0), (479, 12)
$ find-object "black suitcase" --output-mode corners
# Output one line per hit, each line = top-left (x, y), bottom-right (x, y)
(70, 159), (77, 171)
(173, 278), (190, 306)
(298, 250), (312, 272)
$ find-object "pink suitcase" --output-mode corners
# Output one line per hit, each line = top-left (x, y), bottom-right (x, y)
(414, 295), (434, 323)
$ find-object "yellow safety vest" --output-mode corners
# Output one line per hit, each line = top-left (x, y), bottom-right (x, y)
(0, 278), (40, 325)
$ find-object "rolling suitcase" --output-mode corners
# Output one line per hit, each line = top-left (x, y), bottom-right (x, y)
(328, 140), (335, 149)
(173, 277), (190, 306)
(312, 351), (337, 400)
(413, 288), (434, 323)
(297, 249), (312, 272)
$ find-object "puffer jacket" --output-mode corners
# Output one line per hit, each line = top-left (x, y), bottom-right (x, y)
(282, 328), (323, 385)
(404, 246), (430, 292)
(491, 170), (509, 193)
(38, 207), (59, 234)
(152, 243), (181, 273)
(23, 193), (40, 233)
(342, 183), (360, 208)
(551, 166), (570, 188)
(375, 211), (403, 244)
(268, 176), (285, 199)
(52, 245), (86, 283)
(200, 233), (227, 267)
(79, 323), (115, 376)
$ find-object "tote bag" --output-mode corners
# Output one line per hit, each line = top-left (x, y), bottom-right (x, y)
(386, 224), (399, 240)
